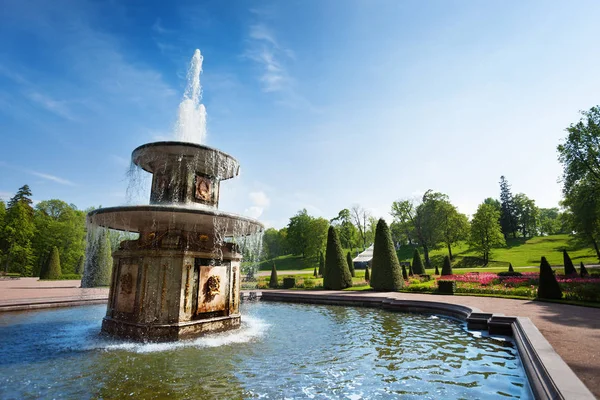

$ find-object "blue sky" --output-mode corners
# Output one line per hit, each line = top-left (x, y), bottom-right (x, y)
(1, 0), (600, 229)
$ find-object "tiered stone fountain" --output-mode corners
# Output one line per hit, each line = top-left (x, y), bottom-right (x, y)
(86, 50), (263, 341)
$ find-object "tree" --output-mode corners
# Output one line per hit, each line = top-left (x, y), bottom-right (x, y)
(411, 248), (425, 275)
(537, 257), (562, 299)
(287, 209), (312, 257)
(561, 178), (600, 260)
(350, 205), (371, 250)
(580, 262), (589, 278)
(508, 263), (514, 272)
(401, 265), (408, 280)
(306, 217), (329, 261)
(269, 262), (278, 288)
(438, 201), (469, 259)
(313, 267), (317, 277)
(3, 192), (35, 275)
(323, 226), (353, 290)
(39, 250), (51, 279)
(562, 250), (577, 275)
(370, 219), (404, 291)
(75, 255), (84, 275)
(46, 246), (62, 279)
(0, 200), (6, 267)
(364, 266), (370, 282)
(499, 176), (518, 238)
(262, 228), (284, 259)
(81, 229), (113, 287)
(346, 252), (355, 277)
(513, 193), (539, 238)
(469, 203), (506, 265)
(539, 208), (565, 236)
(434, 265), (439, 275)
(318, 251), (324, 276)
(441, 255), (453, 276)
(331, 209), (359, 250)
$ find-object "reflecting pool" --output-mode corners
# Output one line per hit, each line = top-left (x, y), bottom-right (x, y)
(0, 302), (533, 399)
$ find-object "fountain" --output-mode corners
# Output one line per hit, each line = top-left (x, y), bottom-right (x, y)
(86, 50), (263, 341)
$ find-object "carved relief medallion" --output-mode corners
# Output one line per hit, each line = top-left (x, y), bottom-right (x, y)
(195, 175), (212, 202)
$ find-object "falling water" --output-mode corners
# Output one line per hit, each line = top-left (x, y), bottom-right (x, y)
(174, 49), (207, 144)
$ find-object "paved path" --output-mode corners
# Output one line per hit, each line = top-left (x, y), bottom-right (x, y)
(1, 279), (598, 397)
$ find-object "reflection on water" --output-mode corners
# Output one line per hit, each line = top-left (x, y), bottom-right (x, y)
(0, 302), (533, 399)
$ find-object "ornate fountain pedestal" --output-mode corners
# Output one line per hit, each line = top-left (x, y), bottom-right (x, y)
(88, 142), (262, 341)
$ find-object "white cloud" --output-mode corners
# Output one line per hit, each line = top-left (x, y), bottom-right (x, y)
(26, 91), (76, 121)
(249, 191), (270, 207)
(29, 170), (76, 186)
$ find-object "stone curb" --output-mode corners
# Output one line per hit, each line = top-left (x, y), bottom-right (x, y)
(0, 297), (108, 312)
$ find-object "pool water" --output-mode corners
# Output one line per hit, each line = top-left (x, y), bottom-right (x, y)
(0, 302), (533, 399)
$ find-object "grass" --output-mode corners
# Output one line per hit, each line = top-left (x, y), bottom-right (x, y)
(396, 234), (599, 268)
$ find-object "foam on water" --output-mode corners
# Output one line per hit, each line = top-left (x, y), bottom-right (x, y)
(96, 315), (269, 354)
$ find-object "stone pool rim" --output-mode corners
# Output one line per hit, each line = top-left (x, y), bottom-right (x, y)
(256, 290), (595, 400)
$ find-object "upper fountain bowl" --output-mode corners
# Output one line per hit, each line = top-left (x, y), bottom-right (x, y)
(132, 141), (240, 180)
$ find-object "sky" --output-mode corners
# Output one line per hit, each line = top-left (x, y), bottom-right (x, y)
(1, 0), (600, 229)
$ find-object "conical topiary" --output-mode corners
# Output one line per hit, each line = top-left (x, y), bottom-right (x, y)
(441, 255), (453, 276)
(580, 262), (589, 278)
(47, 246), (62, 280)
(408, 264), (414, 276)
(81, 229), (113, 288)
(269, 262), (278, 288)
(323, 226), (353, 290)
(370, 219), (404, 291)
(346, 252), (355, 277)
(563, 250), (577, 276)
(313, 267), (318, 277)
(508, 263), (514, 272)
(434, 264), (440, 275)
(318, 251), (324, 276)
(75, 255), (85, 275)
(411, 248), (425, 275)
(538, 256), (562, 299)
(401, 265), (408, 280)
(365, 266), (370, 282)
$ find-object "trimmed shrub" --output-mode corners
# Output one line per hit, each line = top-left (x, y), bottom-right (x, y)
(411, 249), (425, 275)
(43, 273), (81, 280)
(563, 250), (577, 275)
(419, 274), (432, 281)
(313, 267), (318, 277)
(46, 246), (62, 280)
(440, 255), (453, 276)
(538, 256), (562, 300)
(438, 280), (456, 294)
(283, 277), (296, 289)
(39, 250), (51, 279)
(408, 264), (414, 276)
(370, 219), (404, 291)
(323, 226), (353, 290)
(75, 255), (85, 275)
(434, 265), (439, 275)
(365, 267), (370, 282)
(318, 251), (324, 276)
(401, 265), (408, 280)
(497, 271), (523, 277)
(347, 252), (355, 277)
(269, 262), (278, 288)
(580, 262), (589, 278)
(508, 263), (514, 272)
(82, 229), (113, 288)
(304, 278), (316, 289)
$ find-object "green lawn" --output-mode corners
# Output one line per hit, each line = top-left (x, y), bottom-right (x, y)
(396, 234), (599, 268)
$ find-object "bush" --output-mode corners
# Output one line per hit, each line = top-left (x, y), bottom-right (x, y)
(408, 264), (414, 276)
(441, 255), (453, 276)
(365, 266), (370, 282)
(497, 271), (523, 277)
(508, 263), (514, 272)
(323, 226), (353, 290)
(370, 219), (404, 291)
(1, 272), (21, 278)
(41, 273), (81, 280)
(434, 265), (439, 275)
(538, 256), (562, 300)
(347, 252), (355, 277)
(283, 277), (296, 289)
(46, 246), (62, 280)
(563, 250), (577, 276)
(580, 262), (589, 278)
(401, 265), (408, 280)
(411, 249), (425, 275)
(75, 255), (85, 275)
(438, 280), (456, 294)
(82, 229), (113, 288)
(318, 251), (324, 276)
(419, 274), (432, 281)
(269, 263), (278, 288)
(313, 267), (318, 277)
(303, 278), (316, 289)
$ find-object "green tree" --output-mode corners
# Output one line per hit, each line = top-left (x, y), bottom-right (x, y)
(346, 252), (355, 277)
(318, 251), (324, 276)
(331, 209), (359, 250)
(469, 203), (506, 265)
(364, 266), (370, 282)
(508, 263), (514, 272)
(3, 187), (35, 275)
(0, 200), (6, 267)
(262, 228), (284, 259)
(46, 246), (62, 279)
(561, 178), (600, 260)
(323, 226), (353, 290)
(513, 193), (539, 238)
(269, 262), (278, 288)
(499, 176), (518, 238)
(537, 256), (562, 299)
(562, 250), (577, 275)
(438, 201), (469, 259)
(313, 267), (317, 277)
(370, 219), (404, 291)
(306, 217), (329, 261)
(81, 229), (113, 287)
(39, 250), (51, 279)
(287, 209), (312, 257)
(401, 265), (408, 280)
(350, 205), (371, 250)
(411, 248), (425, 275)
(441, 255), (453, 276)
(75, 255), (84, 275)
(434, 264), (439, 275)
